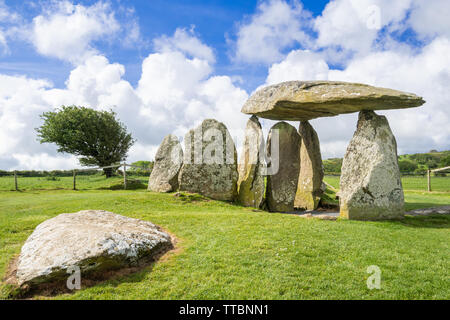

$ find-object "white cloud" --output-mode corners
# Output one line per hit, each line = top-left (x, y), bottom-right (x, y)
(408, 0), (450, 39)
(266, 50), (329, 84)
(234, 0), (312, 64)
(265, 36), (450, 158)
(30, 1), (120, 63)
(314, 0), (413, 56)
(0, 32), (248, 170)
(154, 27), (215, 63)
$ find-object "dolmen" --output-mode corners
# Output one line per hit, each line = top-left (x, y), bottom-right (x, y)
(241, 80), (425, 220)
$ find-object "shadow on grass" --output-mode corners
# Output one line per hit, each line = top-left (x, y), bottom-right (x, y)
(390, 214), (450, 229)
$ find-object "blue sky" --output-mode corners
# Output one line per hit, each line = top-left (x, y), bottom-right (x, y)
(1, 0), (330, 90)
(0, 0), (449, 170)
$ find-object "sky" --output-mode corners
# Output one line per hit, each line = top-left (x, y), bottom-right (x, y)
(0, 0), (449, 170)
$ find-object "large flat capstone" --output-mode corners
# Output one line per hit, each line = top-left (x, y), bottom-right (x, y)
(16, 210), (172, 287)
(241, 81), (425, 121)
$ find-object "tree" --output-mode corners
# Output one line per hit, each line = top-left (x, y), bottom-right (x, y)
(398, 160), (418, 173)
(440, 155), (450, 167)
(36, 106), (135, 177)
(129, 161), (154, 175)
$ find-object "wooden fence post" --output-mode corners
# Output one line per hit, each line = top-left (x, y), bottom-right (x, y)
(14, 170), (18, 191)
(123, 163), (127, 190)
(73, 170), (77, 190)
(427, 169), (431, 192)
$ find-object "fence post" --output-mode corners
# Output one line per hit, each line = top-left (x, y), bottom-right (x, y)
(123, 163), (127, 190)
(73, 169), (77, 190)
(14, 170), (18, 191)
(427, 169), (431, 192)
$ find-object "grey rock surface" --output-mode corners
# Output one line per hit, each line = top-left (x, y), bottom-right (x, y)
(242, 81), (425, 121)
(266, 122), (301, 212)
(339, 111), (404, 220)
(16, 210), (172, 287)
(178, 119), (238, 201)
(148, 134), (183, 192)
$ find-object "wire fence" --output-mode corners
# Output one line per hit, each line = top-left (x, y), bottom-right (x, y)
(1, 165), (449, 192)
(0, 163), (151, 191)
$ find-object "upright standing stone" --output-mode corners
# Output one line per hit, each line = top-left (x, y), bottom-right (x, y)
(295, 121), (324, 210)
(266, 122), (301, 212)
(148, 134), (183, 192)
(340, 111), (404, 220)
(237, 116), (265, 208)
(178, 119), (238, 201)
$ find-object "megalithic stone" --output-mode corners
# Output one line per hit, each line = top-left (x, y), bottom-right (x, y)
(237, 116), (265, 208)
(148, 134), (183, 192)
(266, 122), (301, 212)
(339, 111), (404, 220)
(294, 121), (324, 210)
(178, 119), (238, 201)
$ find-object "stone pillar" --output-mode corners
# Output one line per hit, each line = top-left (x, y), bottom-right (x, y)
(178, 119), (238, 201)
(148, 134), (183, 192)
(294, 121), (324, 210)
(237, 116), (265, 208)
(340, 111), (404, 220)
(266, 122), (301, 212)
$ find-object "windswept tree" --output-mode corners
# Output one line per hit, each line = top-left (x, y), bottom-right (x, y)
(36, 106), (135, 177)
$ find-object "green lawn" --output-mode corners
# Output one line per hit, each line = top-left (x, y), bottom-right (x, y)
(0, 178), (449, 299)
(0, 174), (148, 191)
(324, 175), (450, 192)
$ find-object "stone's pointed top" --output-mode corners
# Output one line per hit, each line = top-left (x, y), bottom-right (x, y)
(241, 81), (425, 121)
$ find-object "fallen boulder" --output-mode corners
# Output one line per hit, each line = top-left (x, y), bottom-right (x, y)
(16, 210), (172, 288)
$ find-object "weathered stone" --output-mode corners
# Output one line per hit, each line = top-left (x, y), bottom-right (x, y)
(295, 121), (324, 210)
(266, 122), (301, 212)
(16, 210), (172, 287)
(242, 81), (425, 121)
(339, 111), (404, 220)
(237, 116), (265, 208)
(148, 134), (183, 192)
(178, 119), (238, 201)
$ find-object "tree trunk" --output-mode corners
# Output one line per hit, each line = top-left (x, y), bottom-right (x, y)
(103, 167), (114, 178)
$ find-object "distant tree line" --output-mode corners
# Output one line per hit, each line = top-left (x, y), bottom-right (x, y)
(323, 150), (450, 175)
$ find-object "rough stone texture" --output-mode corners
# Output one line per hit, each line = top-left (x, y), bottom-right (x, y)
(294, 121), (324, 210)
(237, 116), (265, 208)
(178, 119), (238, 201)
(266, 122), (301, 212)
(148, 134), (183, 192)
(339, 111), (404, 220)
(406, 206), (450, 216)
(241, 81), (425, 121)
(16, 210), (172, 287)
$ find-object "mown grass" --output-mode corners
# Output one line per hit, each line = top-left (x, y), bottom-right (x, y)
(0, 181), (449, 299)
(324, 175), (450, 192)
(0, 174), (148, 191)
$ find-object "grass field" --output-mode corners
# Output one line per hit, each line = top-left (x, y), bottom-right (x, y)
(324, 175), (450, 192)
(0, 176), (449, 300)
